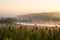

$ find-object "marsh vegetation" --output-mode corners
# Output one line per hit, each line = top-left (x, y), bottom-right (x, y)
(0, 24), (60, 40)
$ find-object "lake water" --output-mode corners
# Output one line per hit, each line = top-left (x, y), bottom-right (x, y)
(16, 22), (60, 27)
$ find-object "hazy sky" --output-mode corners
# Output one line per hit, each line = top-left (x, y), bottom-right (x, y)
(0, 0), (60, 17)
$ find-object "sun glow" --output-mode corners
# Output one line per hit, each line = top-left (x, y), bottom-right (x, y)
(0, 0), (60, 13)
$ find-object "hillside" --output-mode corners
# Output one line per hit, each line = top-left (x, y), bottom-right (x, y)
(17, 12), (60, 24)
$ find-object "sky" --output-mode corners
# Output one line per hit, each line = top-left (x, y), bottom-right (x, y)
(0, 0), (60, 17)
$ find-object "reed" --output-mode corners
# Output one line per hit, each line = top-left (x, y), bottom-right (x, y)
(0, 24), (60, 40)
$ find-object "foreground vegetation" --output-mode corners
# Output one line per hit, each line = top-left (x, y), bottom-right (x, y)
(0, 24), (60, 40)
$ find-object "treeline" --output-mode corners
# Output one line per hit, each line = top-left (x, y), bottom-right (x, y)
(17, 13), (60, 22)
(0, 25), (60, 40)
(0, 17), (17, 24)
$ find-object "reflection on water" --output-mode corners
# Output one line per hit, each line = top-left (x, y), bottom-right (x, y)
(16, 22), (60, 27)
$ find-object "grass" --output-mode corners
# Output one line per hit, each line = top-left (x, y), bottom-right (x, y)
(0, 24), (60, 40)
